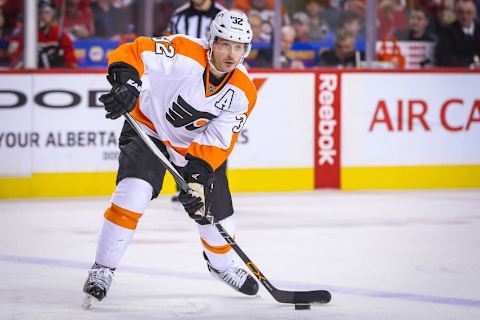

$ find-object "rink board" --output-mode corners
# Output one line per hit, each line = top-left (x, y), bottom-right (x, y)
(1, 70), (479, 198)
(338, 71), (480, 190)
(0, 71), (314, 198)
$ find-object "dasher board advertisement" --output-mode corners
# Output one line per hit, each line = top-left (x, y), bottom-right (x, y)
(0, 72), (314, 191)
(340, 71), (480, 189)
(342, 73), (480, 166)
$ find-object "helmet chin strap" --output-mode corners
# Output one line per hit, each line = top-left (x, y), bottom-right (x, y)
(207, 49), (228, 75)
(209, 60), (228, 75)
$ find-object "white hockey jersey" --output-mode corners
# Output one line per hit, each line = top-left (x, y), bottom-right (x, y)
(108, 35), (257, 170)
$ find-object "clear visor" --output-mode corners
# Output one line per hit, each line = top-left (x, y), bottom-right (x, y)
(213, 37), (249, 55)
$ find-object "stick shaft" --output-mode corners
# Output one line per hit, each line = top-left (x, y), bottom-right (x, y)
(122, 113), (331, 304)
(124, 113), (189, 191)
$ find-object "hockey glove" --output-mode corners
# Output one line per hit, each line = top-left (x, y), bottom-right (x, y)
(99, 62), (142, 120)
(178, 157), (214, 221)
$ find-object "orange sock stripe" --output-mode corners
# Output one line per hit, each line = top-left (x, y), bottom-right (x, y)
(104, 203), (142, 230)
(200, 237), (233, 254)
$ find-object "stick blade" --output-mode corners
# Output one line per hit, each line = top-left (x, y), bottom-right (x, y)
(273, 289), (331, 304)
(293, 290), (331, 304)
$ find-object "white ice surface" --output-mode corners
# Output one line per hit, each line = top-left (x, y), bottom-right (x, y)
(0, 190), (479, 320)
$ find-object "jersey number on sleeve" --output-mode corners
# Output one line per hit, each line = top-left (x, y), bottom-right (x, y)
(152, 36), (175, 58)
(232, 114), (247, 133)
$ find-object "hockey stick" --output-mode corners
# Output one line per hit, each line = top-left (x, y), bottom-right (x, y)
(124, 113), (331, 304)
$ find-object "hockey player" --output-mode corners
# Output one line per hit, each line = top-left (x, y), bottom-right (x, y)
(82, 9), (259, 308)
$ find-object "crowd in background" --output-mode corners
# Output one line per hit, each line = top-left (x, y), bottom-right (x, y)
(0, 0), (479, 69)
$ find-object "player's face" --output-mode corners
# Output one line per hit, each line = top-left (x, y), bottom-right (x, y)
(211, 38), (247, 73)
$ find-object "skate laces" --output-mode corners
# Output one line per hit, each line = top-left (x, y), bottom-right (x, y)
(89, 266), (114, 288)
(218, 264), (249, 289)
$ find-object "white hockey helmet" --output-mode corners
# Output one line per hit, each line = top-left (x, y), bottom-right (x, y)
(208, 9), (253, 59)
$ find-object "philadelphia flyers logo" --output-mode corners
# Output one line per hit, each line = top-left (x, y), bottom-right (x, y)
(166, 95), (215, 131)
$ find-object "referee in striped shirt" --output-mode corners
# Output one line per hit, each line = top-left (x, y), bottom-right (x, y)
(167, 0), (225, 41)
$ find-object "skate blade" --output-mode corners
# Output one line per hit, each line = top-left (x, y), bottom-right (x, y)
(82, 294), (98, 310)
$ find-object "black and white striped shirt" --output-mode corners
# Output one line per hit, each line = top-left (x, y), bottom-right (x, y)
(167, 1), (225, 41)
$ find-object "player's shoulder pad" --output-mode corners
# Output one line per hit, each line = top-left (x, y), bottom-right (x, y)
(168, 34), (208, 50)
(228, 64), (257, 114)
(232, 64), (256, 97)
(167, 34), (208, 67)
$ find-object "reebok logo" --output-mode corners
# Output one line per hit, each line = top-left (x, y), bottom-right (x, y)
(192, 174), (200, 180)
(314, 72), (341, 189)
(127, 79), (141, 92)
(317, 74), (338, 166)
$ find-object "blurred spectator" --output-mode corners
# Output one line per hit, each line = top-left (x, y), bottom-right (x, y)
(128, 0), (176, 36)
(305, 0), (339, 35)
(91, 0), (129, 40)
(302, 0), (335, 41)
(417, 0), (454, 42)
(337, 10), (362, 36)
(377, 0), (408, 39)
(394, 6), (435, 41)
(343, 0), (365, 20)
(291, 12), (311, 42)
(476, 0), (480, 23)
(167, 0), (224, 40)
(437, 7), (457, 27)
(0, 0), (22, 31)
(231, 0), (290, 42)
(9, 0), (77, 68)
(432, 0), (457, 32)
(436, 0), (480, 67)
(248, 13), (270, 41)
(0, 6), (13, 67)
(63, 0), (95, 39)
(254, 25), (304, 68)
(318, 29), (361, 67)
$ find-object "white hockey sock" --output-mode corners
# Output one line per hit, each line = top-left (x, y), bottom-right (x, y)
(95, 178), (153, 269)
(198, 216), (236, 271)
(95, 219), (134, 269)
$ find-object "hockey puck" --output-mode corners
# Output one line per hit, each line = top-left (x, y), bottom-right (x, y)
(294, 303), (311, 310)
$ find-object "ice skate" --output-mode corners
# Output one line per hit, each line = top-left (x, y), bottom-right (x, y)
(204, 252), (259, 296)
(82, 263), (115, 309)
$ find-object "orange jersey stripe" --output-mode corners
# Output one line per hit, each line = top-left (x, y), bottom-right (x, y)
(205, 65), (234, 97)
(187, 136), (238, 171)
(187, 69), (257, 170)
(230, 69), (257, 116)
(104, 203), (142, 230)
(130, 101), (157, 133)
(171, 36), (207, 68)
(200, 238), (232, 254)
(108, 36), (156, 78)
(162, 140), (188, 156)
